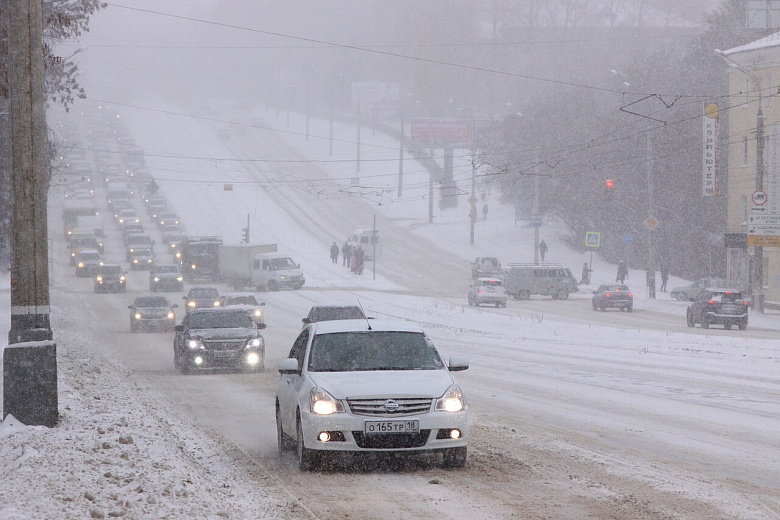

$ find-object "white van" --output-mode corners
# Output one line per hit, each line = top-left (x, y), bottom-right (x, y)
(251, 252), (305, 291)
(350, 229), (379, 260)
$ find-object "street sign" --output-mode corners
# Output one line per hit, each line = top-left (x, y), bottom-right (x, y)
(752, 190), (767, 205)
(748, 214), (780, 224)
(585, 231), (601, 247)
(531, 213), (542, 227)
(751, 206), (768, 213)
(748, 235), (780, 247)
(644, 215), (659, 230)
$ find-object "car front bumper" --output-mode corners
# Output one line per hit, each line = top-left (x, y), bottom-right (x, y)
(299, 409), (468, 453)
(181, 347), (264, 369)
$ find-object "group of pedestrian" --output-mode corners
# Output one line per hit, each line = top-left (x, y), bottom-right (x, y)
(331, 240), (365, 274)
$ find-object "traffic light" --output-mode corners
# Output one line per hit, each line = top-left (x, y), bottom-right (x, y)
(604, 179), (614, 189)
(242, 227), (250, 243)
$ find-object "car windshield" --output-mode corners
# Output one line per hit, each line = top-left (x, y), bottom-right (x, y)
(81, 252), (100, 260)
(135, 296), (169, 308)
(603, 285), (629, 292)
(226, 296), (259, 306)
(100, 266), (122, 274)
(155, 266), (179, 274)
(712, 292), (743, 302)
(189, 288), (218, 298)
(308, 331), (444, 372)
(478, 279), (503, 287)
(189, 312), (253, 329)
(270, 257), (297, 270)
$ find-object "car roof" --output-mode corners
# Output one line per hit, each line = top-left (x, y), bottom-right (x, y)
(188, 307), (246, 316)
(704, 287), (742, 294)
(78, 249), (100, 255)
(223, 292), (256, 298)
(311, 319), (422, 335)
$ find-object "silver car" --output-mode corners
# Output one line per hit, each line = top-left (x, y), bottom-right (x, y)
(468, 277), (508, 307)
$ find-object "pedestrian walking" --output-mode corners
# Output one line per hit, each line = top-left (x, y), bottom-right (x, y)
(580, 262), (592, 285)
(539, 240), (548, 262)
(482, 202), (489, 221)
(616, 260), (628, 283)
(329, 241), (340, 264)
(660, 264), (669, 292)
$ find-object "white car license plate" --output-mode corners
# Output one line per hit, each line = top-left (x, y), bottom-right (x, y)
(212, 350), (236, 358)
(364, 420), (419, 434)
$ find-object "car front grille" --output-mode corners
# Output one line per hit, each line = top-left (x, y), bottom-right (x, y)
(352, 430), (431, 449)
(203, 339), (245, 351)
(347, 397), (433, 417)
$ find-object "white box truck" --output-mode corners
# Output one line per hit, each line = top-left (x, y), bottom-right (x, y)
(219, 243), (278, 290)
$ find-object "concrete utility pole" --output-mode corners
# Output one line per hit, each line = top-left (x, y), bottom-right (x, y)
(8, 0), (52, 342)
(4, 0), (58, 429)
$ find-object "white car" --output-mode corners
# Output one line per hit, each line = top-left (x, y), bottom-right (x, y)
(275, 319), (469, 470)
(468, 277), (508, 307)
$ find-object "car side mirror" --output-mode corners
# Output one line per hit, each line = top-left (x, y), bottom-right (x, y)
(278, 358), (300, 374)
(128, 305), (135, 310)
(174, 325), (183, 332)
(172, 304), (178, 308)
(448, 356), (469, 372)
(260, 302), (266, 306)
(257, 323), (267, 330)
(302, 318), (310, 324)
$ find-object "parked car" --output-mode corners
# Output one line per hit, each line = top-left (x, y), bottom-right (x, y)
(129, 295), (177, 333)
(592, 284), (633, 312)
(301, 305), (366, 327)
(149, 264), (184, 292)
(74, 249), (103, 277)
(220, 292), (267, 326)
(686, 288), (749, 330)
(94, 264), (127, 293)
(173, 307), (264, 373)
(470, 256), (501, 279)
(467, 277), (508, 307)
(670, 278), (726, 301)
(275, 319), (469, 470)
(183, 286), (221, 314)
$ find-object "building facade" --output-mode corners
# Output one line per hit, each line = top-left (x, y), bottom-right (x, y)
(722, 33), (780, 307)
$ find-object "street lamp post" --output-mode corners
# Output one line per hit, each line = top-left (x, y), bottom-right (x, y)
(715, 49), (765, 313)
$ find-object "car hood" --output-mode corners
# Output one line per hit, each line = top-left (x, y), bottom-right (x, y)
(136, 307), (172, 317)
(308, 369), (454, 399)
(190, 328), (258, 340)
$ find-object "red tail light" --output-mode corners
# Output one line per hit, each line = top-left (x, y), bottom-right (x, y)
(604, 292), (611, 298)
(707, 299), (715, 305)
(627, 293), (633, 298)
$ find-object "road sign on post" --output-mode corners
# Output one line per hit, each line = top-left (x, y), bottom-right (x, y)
(585, 231), (601, 247)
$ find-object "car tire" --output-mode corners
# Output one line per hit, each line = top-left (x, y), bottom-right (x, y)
(686, 310), (695, 327)
(724, 324), (732, 330)
(675, 293), (687, 301)
(738, 320), (748, 330)
(442, 446), (467, 468)
(592, 301), (597, 311)
(701, 316), (709, 329)
(276, 403), (294, 454)
(268, 280), (279, 292)
(558, 290), (569, 300)
(296, 412), (318, 471)
(600, 303), (606, 312)
(173, 349), (181, 370)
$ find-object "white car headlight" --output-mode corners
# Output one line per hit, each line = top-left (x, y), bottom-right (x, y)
(166, 312), (175, 320)
(310, 388), (344, 415)
(134, 313), (142, 320)
(435, 385), (465, 413)
(187, 339), (202, 350)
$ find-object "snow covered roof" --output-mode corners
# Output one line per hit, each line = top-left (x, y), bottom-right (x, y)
(723, 30), (780, 55)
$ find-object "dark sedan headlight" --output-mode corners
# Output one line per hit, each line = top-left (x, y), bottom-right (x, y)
(245, 337), (264, 349)
(187, 337), (204, 350)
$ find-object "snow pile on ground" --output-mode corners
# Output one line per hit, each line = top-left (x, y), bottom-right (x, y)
(0, 293), (294, 518)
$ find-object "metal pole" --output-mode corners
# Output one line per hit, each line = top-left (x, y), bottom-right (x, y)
(647, 130), (656, 299)
(470, 144), (476, 246)
(397, 111), (404, 197)
(533, 147), (540, 264)
(372, 215), (377, 281)
(755, 101), (765, 312)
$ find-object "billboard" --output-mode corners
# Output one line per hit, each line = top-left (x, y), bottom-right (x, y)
(411, 118), (491, 147)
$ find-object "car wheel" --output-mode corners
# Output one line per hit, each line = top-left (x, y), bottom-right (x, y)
(296, 411), (318, 471)
(130, 322), (137, 333)
(686, 310), (694, 327)
(173, 349), (181, 370)
(724, 324), (732, 330)
(592, 301), (597, 311)
(268, 280), (279, 292)
(600, 303), (606, 312)
(738, 320), (748, 330)
(675, 293), (687, 301)
(701, 316), (709, 329)
(442, 446), (467, 468)
(276, 403), (294, 454)
(558, 290), (569, 300)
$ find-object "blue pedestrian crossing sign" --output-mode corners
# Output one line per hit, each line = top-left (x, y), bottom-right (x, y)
(585, 231), (601, 247)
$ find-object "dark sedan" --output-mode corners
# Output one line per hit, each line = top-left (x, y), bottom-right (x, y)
(129, 295), (178, 333)
(592, 284), (633, 312)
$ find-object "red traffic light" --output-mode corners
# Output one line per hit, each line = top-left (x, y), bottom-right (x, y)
(604, 179), (614, 189)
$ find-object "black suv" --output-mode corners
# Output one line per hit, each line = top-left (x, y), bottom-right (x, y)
(173, 308), (264, 373)
(94, 264), (127, 293)
(686, 288), (749, 330)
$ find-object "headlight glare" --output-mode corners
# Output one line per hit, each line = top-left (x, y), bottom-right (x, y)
(310, 388), (344, 415)
(187, 339), (201, 350)
(435, 385), (465, 413)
